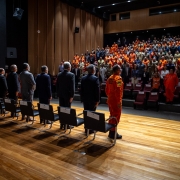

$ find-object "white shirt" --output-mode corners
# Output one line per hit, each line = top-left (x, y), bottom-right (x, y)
(161, 70), (169, 79)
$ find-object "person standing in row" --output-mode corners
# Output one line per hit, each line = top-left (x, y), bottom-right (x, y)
(6, 65), (20, 117)
(81, 64), (100, 134)
(0, 68), (8, 99)
(7, 65), (20, 101)
(36, 65), (52, 124)
(57, 62), (75, 129)
(19, 63), (36, 121)
(106, 65), (124, 139)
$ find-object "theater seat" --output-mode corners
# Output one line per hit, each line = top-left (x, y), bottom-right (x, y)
(83, 111), (117, 145)
(147, 92), (159, 111)
(38, 103), (59, 129)
(20, 101), (39, 124)
(133, 91), (146, 109)
(123, 83), (133, 98)
(58, 107), (84, 134)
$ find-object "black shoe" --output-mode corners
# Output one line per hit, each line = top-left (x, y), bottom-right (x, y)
(46, 120), (52, 124)
(60, 124), (74, 130)
(108, 131), (122, 139)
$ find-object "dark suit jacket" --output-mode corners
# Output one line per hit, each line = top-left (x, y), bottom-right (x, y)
(0, 74), (8, 98)
(7, 72), (20, 94)
(36, 73), (52, 99)
(57, 70), (75, 99)
(72, 68), (80, 80)
(81, 74), (100, 103)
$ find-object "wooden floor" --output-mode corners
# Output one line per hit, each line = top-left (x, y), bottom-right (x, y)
(0, 102), (180, 180)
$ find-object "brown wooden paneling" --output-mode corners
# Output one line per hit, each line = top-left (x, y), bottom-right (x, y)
(104, 8), (180, 34)
(37, 0), (47, 72)
(28, 1), (104, 75)
(68, 6), (75, 61)
(46, 0), (55, 74)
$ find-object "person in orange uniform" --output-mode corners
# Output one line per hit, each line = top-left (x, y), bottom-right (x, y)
(105, 65), (124, 139)
(164, 69), (179, 103)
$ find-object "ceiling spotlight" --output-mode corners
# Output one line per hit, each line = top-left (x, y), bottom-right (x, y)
(147, 31), (148, 32)
(174, 9), (177, 12)
(98, 6), (101, 8)
(159, 12), (161, 14)
(128, 0), (131, 2)
(112, 3), (115, 5)
(164, 29), (165, 30)
(131, 32), (132, 33)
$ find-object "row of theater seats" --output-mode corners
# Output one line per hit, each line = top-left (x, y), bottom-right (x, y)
(0, 99), (118, 145)
(124, 83), (180, 103)
(133, 91), (159, 111)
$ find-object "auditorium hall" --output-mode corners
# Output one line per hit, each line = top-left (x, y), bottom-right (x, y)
(0, 0), (180, 179)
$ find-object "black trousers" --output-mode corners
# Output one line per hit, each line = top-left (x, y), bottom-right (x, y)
(39, 98), (50, 105)
(59, 97), (71, 108)
(8, 93), (18, 117)
(39, 98), (50, 123)
(59, 97), (71, 128)
(83, 101), (97, 133)
(83, 102), (97, 111)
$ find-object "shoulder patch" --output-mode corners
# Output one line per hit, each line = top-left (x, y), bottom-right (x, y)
(116, 79), (122, 87)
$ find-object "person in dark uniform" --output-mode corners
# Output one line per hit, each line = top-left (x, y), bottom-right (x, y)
(36, 65), (52, 124)
(57, 62), (75, 129)
(0, 68), (8, 99)
(7, 65), (20, 102)
(6, 65), (20, 117)
(81, 64), (100, 134)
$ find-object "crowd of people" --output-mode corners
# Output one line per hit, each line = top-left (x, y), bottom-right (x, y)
(57, 35), (180, 103)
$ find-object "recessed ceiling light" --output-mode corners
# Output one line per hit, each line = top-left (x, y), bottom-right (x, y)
(174, 9), (177, 12)
(147, 31), (148, 32)
(164, 29), (165, 30)
(98, 6), (101, 8)
(131, 32), (132, 33)
(128, 0), (131, 2)
(159, 12), (161, 14)
(112, 3), (115, 5)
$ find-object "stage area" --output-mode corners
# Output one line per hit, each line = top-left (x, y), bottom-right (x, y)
(0, 100), (180, 180)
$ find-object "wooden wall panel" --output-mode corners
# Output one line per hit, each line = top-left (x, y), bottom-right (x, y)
(28, 0), (38, 74)
(28, 0), (104, 75)
(54, 0), (62, 73)
(104, 8), (180, 34)
(46, 0), (55, 74)
(80, 10), (86, 56)
(38, 0), (47, 71)
(91, 15), (95, 49)
(68, 6), (75, 61)
(86, 13), (91, 52)
(74, 9), (81, 55)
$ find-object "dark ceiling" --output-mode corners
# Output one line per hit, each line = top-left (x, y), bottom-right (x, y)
(60, 0), (180, 20)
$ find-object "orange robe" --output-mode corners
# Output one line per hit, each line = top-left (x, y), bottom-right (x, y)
(164, 73), (179, 102)
(105, 75), (124, 131)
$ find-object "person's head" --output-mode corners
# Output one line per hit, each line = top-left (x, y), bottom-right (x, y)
(0, 68), (5, 75)
(10, 64), (17, 72)
(87, 64), (96, 75)
(41, 65), (48, 73)
(163, 66), (167, 70)
(23, 63), (30, 71)
(169, 68), (175, 74)
(112, 65), (121, 75)
(64, 62), (71, 71)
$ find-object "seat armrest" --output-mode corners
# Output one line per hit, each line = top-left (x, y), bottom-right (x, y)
(77, 112), (83, 116)
(106, 116), (118, 126)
